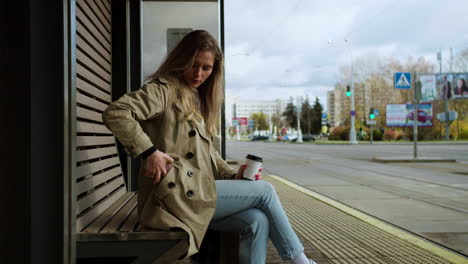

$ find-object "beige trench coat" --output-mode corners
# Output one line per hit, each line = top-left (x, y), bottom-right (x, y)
(102, 77), (236, 257)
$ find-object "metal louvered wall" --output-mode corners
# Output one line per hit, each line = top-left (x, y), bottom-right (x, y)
(75, 0), (127, 232)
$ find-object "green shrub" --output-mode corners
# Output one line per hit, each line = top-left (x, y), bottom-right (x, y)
(372, 129), (383, 141)
(383, 129), (395, 141)
(459, 129), (468, 140)
(329, 126), (350, 140)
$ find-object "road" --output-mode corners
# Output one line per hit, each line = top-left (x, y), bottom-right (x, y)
(226, 140), (468, 256)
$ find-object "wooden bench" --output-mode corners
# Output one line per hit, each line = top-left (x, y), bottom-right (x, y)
(75, 81), (188, 263)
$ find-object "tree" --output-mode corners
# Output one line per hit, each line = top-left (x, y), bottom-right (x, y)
(300, 97), (312, 134)
(311, 97), (323, 134)
(282, 97), (297, 128)
(250, 112), (269, 131)
(453, 48), (468, 72)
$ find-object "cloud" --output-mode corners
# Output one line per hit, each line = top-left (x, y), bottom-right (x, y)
(224, 0), (468, 114)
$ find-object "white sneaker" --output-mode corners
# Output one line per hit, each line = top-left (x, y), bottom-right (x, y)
(309, 260), (318, 264)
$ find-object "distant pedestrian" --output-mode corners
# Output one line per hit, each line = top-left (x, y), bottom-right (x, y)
(439, 75), (452, 99)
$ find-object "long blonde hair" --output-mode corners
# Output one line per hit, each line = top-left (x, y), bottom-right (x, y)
(148, 30), (224, 136)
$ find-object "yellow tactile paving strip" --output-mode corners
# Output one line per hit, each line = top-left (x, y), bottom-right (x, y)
(265, 175), (468, 264)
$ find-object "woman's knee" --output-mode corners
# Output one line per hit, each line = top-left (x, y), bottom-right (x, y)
(242, 208), (269, 234)
(255, 181), (276, 196)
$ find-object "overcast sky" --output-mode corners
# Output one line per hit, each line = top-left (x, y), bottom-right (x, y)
(224, 0), (468, 111)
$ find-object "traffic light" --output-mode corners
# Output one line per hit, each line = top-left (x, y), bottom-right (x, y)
(369, 107), (375, 119)
(346, 85), (351, 96)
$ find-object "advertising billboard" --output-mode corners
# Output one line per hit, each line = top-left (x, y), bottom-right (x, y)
(232, 117), (248, 126)
(420, 73), (468, 100)
(386, 104), (433, 127)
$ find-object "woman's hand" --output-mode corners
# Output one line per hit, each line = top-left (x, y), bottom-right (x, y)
(144, 150), (174, 184)
(234, 165), (263, 180)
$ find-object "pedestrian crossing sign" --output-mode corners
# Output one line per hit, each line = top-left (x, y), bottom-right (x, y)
(394, 72), (411, 89)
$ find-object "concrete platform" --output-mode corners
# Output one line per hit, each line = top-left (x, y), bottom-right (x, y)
(372, 157), (457, 163)
(263, 175), (467, 264)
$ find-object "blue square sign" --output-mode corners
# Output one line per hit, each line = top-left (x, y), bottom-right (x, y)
(394, 72), (411, 89)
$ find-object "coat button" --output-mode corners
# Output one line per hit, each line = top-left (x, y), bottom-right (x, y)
(189, 130), (196, 137)
(186, 152), (194, 159)
(186, 190), (194, 197)
(187, 169), (193, 177)
(168, 182), (175, 188)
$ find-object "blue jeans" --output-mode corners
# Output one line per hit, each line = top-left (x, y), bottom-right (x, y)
(209, 180), (304, 264)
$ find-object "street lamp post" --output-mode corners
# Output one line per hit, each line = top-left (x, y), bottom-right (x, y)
(345, 39), (358, 144)
(296, 96), (303, 143)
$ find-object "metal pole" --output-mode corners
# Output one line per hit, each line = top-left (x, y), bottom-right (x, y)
(445, 100), (450, 140)
(439, 49), (450, 140)
(370, 124), (373, 144)
(347, 40), (357, 144)
(413, 72), (418, 159)
(296, 102), (303, 143)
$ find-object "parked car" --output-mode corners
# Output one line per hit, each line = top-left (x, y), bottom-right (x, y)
(407, 110), (432, 123)
(290, 134), (316, 142)
(251, 135), (269, 141)
(302, 134), (317, 142)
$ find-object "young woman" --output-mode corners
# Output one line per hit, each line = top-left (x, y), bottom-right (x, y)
(103, 30), (317, 264)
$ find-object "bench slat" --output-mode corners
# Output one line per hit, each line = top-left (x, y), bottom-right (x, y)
(77, 92), (108, 112)
(77, 78), (111, 103)
(78, 0), (111, 40)
(77, 176), (125, 215)
(82, 192), (134, 233)
(77, 187), (126, 232)
(77, 33), (111, 72)
(76, 167), (122, 195)
(94, 0), (111, 25)
(101, 194), (138, 233)
(85, 0), (111, 33)
(77, 136), (115, 148)
(77, 106), (104, 123)
(77, 121), (111, 134)
(76, 4), (111, 52)
(101, 0), (111, 13)
(120, 205), (139, 232)
(76, 146), (117, 162)
(77, 48), (111, 83)
(76, 21), (111, 66)
(76, 156), (120, 179)
(77, 63), (111, 93)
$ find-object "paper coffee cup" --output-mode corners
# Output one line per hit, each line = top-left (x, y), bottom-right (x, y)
(243, 154), (263, 180)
